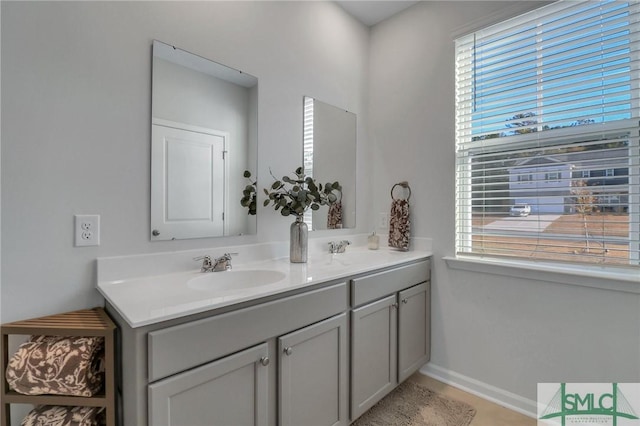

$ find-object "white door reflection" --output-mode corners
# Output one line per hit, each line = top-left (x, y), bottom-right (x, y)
(151, 120), (227, 239)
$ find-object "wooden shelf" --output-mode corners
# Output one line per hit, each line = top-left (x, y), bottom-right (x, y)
(1, 307), (116, 426)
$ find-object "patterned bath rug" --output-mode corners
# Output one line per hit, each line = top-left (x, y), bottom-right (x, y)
(352, 381), (476, 426)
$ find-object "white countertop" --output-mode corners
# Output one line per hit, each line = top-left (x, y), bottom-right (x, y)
(97, 242), (432, 328)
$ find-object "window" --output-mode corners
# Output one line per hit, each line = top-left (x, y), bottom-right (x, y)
(545, 172), (561, 182)
(455, 0), (639, 268)
(303, 96), (314, 228)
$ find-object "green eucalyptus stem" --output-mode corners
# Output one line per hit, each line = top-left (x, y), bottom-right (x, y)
(262, 166), (341, 217)
(240, 170), (257, 215)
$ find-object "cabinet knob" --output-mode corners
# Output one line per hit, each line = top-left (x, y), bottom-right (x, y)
(284, 347), (293, 356)
(402, 299), (408, 304)
(152, 229), (160, 236)
(391, 302), (399, 309)
(260, 356), (270, 366)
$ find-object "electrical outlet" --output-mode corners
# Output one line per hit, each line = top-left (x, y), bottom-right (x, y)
(379, 212), (389, 229)
(75, 214), (100, 247)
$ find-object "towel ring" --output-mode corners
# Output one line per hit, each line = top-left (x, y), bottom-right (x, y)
(391, 181), (411, 201)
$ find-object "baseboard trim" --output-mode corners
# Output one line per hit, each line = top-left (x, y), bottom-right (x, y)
(419, 363), (538, 419)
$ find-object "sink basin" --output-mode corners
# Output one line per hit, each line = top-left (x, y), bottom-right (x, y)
(188, 270), (287, 292)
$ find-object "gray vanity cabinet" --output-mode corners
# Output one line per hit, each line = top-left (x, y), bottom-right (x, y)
(148, 343), (269, 426)
(398, 282), (430, 382)
(350, 294), (398, 419)
(106, 257), (431, 426)
(350, 260), (431, 421)
(278, 313), (348, 426)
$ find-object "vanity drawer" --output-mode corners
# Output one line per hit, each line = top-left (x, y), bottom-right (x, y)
(148, 282), (347, 382)
(351, 259), (430, 307)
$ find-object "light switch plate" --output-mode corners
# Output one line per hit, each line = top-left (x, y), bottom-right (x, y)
(379, 212), (389, 229)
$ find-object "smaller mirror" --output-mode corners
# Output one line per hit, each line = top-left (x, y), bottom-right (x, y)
(151, 40), (258, 240)
(303, 96), (357, 230)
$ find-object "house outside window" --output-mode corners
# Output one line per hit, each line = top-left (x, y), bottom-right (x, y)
(455, 0), (640, 268)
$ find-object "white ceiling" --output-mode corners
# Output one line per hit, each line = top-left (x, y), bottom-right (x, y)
(335, 1), (420, 26)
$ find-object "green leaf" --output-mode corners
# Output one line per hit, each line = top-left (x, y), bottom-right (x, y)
(260, 167), (344, 218)
(263, 199), (270, 207)
(243, 170), (252, 178)
(263, 188), (269, 196)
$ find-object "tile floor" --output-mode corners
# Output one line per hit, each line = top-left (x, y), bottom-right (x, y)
(409, 373), (536, 426)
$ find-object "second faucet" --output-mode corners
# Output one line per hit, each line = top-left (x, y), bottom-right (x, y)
(328, 240), (351, 254)
(194, 253), (237, 272)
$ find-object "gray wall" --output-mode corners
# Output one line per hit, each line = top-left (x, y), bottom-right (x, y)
(369, 0), (640, 413)
(1, 1), (371, 324)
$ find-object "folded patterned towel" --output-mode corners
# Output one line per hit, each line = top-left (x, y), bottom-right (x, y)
(21, 405), (105, 426)
(327, 201), (343, 229)
(6, 335), (104, 397)
(388, 198), (410, 251)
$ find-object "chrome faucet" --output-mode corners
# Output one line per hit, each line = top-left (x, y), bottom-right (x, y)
(328, 240), (351, 254)
(194, 253), (237, 272)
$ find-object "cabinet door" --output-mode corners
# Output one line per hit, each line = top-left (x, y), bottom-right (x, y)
(279, 313), (348, 426)
(350, 295), (397, 420)
(148, 343), (269, 426)
(398, 282), (430, 382)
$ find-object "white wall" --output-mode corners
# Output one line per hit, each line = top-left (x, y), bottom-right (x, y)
(0, 1), (370, 323)
(369, 1), (640, 414)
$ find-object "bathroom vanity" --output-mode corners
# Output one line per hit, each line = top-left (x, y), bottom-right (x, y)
(98, 246), (431, 426)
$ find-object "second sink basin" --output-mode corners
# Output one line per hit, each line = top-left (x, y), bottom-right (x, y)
(188, 270), (287, 292)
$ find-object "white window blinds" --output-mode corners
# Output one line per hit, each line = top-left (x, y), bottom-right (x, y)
(455, 0), (640, 267)
(303, 96), (314, 227)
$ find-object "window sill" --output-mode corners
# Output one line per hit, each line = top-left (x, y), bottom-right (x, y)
(443, 256), (639, 294)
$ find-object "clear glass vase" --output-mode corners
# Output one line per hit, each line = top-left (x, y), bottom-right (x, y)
(290, 215), (308, 263)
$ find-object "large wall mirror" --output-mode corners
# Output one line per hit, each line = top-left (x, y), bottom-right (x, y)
(151, 40), (258, 240)
(303, 96), (357, 231)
